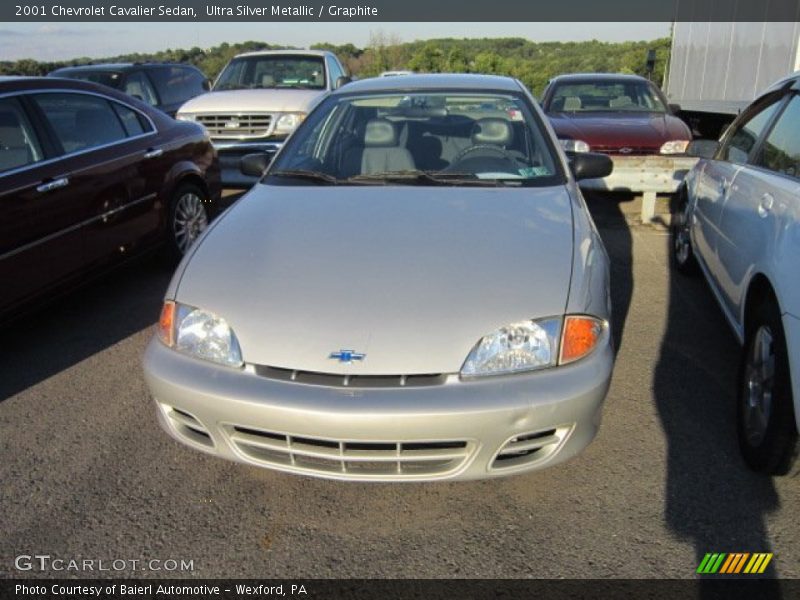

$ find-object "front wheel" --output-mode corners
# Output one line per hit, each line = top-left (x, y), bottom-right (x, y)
(738, 299), (799, 475)
(168, 183), (209, 257)
(670, 189), (699, 275)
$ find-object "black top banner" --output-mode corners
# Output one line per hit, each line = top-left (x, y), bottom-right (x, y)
(4, 0), (800, 22)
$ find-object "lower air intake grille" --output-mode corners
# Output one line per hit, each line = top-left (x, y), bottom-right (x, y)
(490, 425), (572, 470)
(163, 405), (214, 449)
(225, 425), (474, 479)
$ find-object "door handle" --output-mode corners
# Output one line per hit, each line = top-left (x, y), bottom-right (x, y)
(36, 177), (69, 193)
(143, 148), (163, 159)
(758, 193), (774, 218)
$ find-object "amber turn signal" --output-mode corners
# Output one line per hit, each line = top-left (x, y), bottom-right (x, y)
(158, 301), (176, 347)
(560, 316), (604, 364)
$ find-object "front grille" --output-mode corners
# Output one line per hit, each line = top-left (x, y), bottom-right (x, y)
(196, 113), (273, 139)
(490, 425), (572, 470)
(592, 145), (659, 156)
(254, 365), (448, 388)
(162, 405), (214, 448)
(225, 425), (474, 478)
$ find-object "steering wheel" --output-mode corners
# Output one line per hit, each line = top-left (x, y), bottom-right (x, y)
(452, 144), (518, 165)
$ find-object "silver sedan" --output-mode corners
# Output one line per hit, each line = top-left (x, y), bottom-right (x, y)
(143, 74), (615, 481)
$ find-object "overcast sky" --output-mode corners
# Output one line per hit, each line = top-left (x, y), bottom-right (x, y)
(0, 22), (672, 61)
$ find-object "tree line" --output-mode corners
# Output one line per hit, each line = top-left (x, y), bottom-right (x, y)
(0, 35), (671, 96)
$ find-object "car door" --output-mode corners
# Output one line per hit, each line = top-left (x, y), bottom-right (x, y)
(715, 92), (800, 329)
(692, 94), (785, 285)
(0, 95), (77, 316)
(28, 90), (164, 273)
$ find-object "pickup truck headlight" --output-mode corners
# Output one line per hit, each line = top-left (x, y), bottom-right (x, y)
(157, 301), (243, 368)
(175, 113), (196, 122)
(660, 140), (690, 155)
(274, 112), (306, 135)
(559, 139), (591, 153)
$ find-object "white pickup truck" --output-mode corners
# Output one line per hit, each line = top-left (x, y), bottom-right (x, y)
(177, 49), (349, 187)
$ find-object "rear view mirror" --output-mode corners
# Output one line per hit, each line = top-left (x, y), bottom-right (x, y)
(240, 153), (271, 178)
(686, 139), (720, 159)
(570, 152), (613, 181)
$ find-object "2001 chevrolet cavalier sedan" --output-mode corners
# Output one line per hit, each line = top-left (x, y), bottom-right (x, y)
(143, 74), (616, 481)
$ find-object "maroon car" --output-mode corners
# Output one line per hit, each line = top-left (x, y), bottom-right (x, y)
(541, 73), (693, 210)
(0, 77), (223, 322)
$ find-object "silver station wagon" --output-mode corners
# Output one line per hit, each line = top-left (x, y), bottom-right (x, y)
(143, 74), (615, 481)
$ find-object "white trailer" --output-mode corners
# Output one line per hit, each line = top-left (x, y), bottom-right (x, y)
(665, 22), (800, 137)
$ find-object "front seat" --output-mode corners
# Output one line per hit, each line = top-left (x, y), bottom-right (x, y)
(360, 118), (415, 175)
(471, 118), (513, 149)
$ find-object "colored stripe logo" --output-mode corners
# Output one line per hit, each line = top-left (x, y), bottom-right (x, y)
(697, 553), (773, 574)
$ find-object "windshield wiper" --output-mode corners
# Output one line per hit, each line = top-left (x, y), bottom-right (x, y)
(346, 170), (499, 186)
(269, 169), (340, 185)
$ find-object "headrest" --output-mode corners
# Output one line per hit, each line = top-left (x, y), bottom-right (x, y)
(609, 95), (633, 108)
(364, 118), (398, 147)
(261, 74), (275, 87)
(563, 96), (582, 111)
(471, 118), (513, 146)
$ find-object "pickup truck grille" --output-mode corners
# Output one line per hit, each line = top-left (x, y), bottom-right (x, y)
(196, 113), (273, 139)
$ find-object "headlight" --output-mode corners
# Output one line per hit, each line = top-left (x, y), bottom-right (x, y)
(157, 301), (243, 368)
(660, 140), (690, 155)
(460, 315), (606, 378)
(175, 113), (196, 122)
(274, 112), (306, 135)
(460, 318), (561, 378)
(559, 139), (591, 153)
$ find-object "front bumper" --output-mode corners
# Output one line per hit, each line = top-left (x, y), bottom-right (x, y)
(579, 154), (698, 194)
(142, 336), (614, 482)
(212, 140), (284, 188)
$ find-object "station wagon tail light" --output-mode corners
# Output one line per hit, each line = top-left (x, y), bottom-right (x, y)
(659, 140), (690, 155)
(560, 316), (604, 364)
(156, 300), (243, 368)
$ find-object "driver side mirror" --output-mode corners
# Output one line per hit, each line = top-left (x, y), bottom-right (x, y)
(334, 76), (351, 90)
(569, 152), (613, 181)
(686, 139), (720, 159)
(240, 153), (271, 178)
(668, 103), (682, 114)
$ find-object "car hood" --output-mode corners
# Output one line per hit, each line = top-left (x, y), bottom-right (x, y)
(178, 88), (325, 114)
(176, 185), (575, 375)
(547, 112), (691, 151)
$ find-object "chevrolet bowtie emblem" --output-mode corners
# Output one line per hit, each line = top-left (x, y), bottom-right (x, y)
(329, 349), (366, 363)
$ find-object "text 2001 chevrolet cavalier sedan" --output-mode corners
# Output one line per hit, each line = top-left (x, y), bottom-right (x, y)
(143, 74), (616, 481)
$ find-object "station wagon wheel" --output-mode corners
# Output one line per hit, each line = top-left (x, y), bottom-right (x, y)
(738, 299), (799, 475)
(670, 188), (699, 275)
(169, 183), (209, 257)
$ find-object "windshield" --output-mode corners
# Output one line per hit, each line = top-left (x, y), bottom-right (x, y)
(266, 91), (564, 187)
(57, 70), (124, 89)
(548, 80), (667, 113)
(214, 55), (326, 91)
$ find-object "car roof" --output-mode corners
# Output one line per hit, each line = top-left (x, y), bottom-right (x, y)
(333, 73), (523, 95)
(234, 49), (333, 59)
(51, 62), (197, 73)
(548, 73), (650, 84)
(759, 70), (800, 97)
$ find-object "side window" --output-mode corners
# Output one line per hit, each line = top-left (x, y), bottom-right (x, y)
(0, 97), (44, 173)
(148, 66), (197, 106)
(32, 93), (127, 154)
(124, 71), (159, 106)
(184, 67), (209, 94)
(721, 98), (782, 164)
(111, 102), (152, 137)
(755, 94), (800, 179)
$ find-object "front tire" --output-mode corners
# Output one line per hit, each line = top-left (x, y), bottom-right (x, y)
(671, 189), (699, 275)
(738, 299), (799, 475)
(168, 183), (209, 258)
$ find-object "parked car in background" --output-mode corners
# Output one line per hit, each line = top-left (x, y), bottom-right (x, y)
(541, 73), (694, 221)
(672, 73), (800, 475)
(143, 74), (615, 482)
(175, 50), (350, 187)
(48, 63), (210, 117)
(0, 77), (223, 323)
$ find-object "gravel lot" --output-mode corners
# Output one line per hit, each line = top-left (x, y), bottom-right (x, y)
(1, 193), (797, 580)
